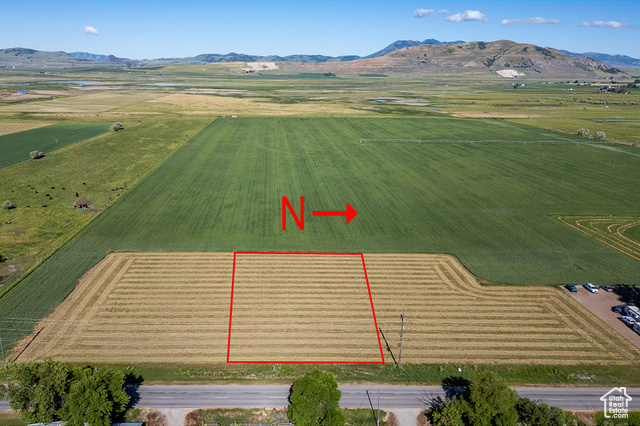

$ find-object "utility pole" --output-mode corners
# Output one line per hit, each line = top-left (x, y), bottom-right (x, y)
(398, 312), (405, 366)
(0, 317), (5, 368)
(377, 390), (380, 426)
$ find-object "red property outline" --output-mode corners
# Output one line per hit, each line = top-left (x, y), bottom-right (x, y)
(227, 251), (385, 364)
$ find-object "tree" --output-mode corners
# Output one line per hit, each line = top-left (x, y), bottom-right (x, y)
(430, 398), (466, 426)
(463, 371), (519, 426)
(64, 366), (129, 426)
(577, 128), (589, 137)
(288, 369), (345, 426)
(6, 359), (73, 424)
(595, 131), (606, 140)
(110, 122), (124, 132)
(29, 150), (44, 159)
(6, 359), (130, 426)
(428, 372), (585, 426)
(2, 200), (13, 210)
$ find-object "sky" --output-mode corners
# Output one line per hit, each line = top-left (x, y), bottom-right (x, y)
(1, 0), (639, 59)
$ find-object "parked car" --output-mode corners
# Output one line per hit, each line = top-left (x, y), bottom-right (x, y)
(620, 316), (637, 327)
(584, 283), (598, 293)
(612, 305), (626, 313)
(600, 285), (613, 292)
(634, 322), (640, 335)
(566, 284), (578, 292)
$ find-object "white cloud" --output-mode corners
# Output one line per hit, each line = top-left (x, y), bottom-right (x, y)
(413, 8), (433, 18)
(437, 9), (449, 15)
(84, 25), (99, 35)
(446, 10), (487, 23)
(581, 20), (633, 29)
(501, 17), (559, 26)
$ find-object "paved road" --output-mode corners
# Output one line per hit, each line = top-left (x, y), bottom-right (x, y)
(3, 385), (637, 411)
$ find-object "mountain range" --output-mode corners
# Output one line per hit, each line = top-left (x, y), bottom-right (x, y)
(0, 39), (637, 75)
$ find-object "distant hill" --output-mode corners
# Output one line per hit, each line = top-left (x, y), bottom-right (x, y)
(385, 40), (625, 77)
(0, 47), (93, 67)
(558, 50), (640, 68)
(68, 51), (108, 61)
(364, 38), (465, 59)
(283, 40), (626, 78)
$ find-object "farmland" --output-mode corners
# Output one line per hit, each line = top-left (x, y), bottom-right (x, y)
(15, 252), (638, 365)
(0, 116), (211, 290)
(0, 122), (50, 136)
(557, 215), (640, 261)
(0, 122), (108, 170)
(2, 116), (640, 355)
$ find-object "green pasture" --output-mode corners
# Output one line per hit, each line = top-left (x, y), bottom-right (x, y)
(0, 116), (211, 293)
(0, 123), (108, 170)
(2, 116), (640, 351)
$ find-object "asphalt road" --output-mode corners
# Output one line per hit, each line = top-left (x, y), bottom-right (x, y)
(2, 385), (638, 411)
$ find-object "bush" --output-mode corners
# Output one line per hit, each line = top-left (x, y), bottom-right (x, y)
(2, 200), (13, 210)
(577, 128), (590, 137)
(29, 150), (44, 159)
(110, 122), (124, 132)
(595, 131), (606, 140)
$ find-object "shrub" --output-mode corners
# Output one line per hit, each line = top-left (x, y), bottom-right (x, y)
(29, 150), (44, 159)
(2, 200), (13, 210)
(577, 128), (590, 137)
(595, 131), (606, 140)
(110, 122), (124, 132)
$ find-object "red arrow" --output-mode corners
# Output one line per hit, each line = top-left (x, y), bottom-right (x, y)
(312, 203), (358, 224)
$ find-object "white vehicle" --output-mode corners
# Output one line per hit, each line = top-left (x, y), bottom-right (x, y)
(621, 316), (637, 327)
(584, 283), (598, 293)
(625, 305), (640, 319)
(634, 322), (640, 335)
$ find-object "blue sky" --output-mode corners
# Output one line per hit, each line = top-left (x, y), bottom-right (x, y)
(1, 1), (639, 59)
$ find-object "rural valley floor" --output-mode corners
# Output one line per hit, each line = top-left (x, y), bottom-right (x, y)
(1, 66), (639, 380)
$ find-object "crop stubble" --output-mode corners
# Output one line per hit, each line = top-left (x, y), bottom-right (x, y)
(15, 252), (639, 365)
(0, 122), (51, 136)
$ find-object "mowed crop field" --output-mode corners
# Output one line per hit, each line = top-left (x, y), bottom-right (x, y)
(0, 122), (108, 170)
(0, 122), (51, 136)
(0, 92), (160, 113)
(2, 116), (640, 352)
(14, 252), (639, 365)
(557, 215), (640, 261)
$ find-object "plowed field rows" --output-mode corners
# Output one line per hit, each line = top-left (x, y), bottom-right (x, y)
(16, 252), (640, 365)
(0, 122), (50, 136)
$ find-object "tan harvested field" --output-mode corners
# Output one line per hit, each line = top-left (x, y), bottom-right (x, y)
(558, 216), (640, 261)
(122, 93), (367, 116)
(229, 253), (383, 363)
(0, 122), (51, 136)
(15, 252), (640, 365)
(0, 92), (161, 113)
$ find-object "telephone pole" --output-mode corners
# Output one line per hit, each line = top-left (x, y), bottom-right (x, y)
(0, 317), (5, 368)
(398, 312), (405, 366)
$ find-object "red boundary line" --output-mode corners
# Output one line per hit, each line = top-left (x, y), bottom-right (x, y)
(227, 251), (385, 364)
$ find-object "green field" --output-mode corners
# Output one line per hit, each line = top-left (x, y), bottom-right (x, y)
(0, 123), (108, 170)
(2, 116), (640, 351)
